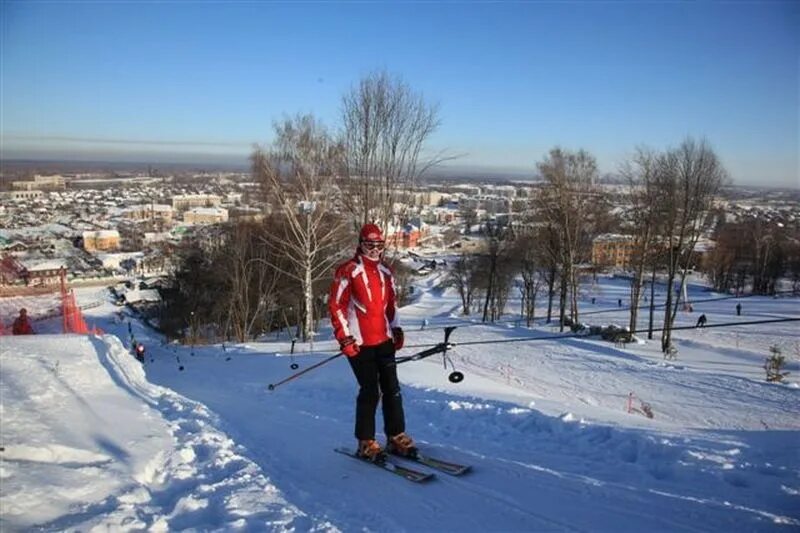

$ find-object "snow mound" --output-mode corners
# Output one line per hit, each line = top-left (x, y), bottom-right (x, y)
(0, 334), (324, 531)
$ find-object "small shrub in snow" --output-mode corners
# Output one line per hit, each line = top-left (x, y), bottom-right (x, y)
(664, 343), (679, 361)
(570, 322), (591, 335)
(627, 392), (654, 419)
(601, 324), (631, 344)
(764, 345), (790, 382)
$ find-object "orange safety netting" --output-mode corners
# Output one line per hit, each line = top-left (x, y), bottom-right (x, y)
(0, 269), (102, 336)
(61, 288), (89, 334)
(60, 273), (102, 335)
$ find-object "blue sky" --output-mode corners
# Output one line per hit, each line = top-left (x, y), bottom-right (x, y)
(2, 1), (798, 187)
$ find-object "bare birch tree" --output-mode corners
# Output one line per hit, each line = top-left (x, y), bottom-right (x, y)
(620, 148), (662, 334)
(512, 233), (543, 326)
(445, 252), (480, 315)
(340, 70), (444, 231)
(252, 114), (351, 342)
(480, 222), (511, 322)
(535, 223), (561, 324)
(535, 148), (599, 330)
(221, 222), (282, 342)
(657, 138), (727, 353)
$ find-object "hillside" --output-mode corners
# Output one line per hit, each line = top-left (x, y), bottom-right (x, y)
(1, 276), (799, 531)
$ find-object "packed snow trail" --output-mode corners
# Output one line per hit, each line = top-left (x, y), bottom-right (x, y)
(138, 340), (798, 531)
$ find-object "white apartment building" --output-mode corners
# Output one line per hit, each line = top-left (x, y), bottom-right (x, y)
(183, 206), (229, 225)
(171, 194), (222, 211)
(124, 204), (175, 223)
(12, 174), (66, 191)
(412, 190), (449, 207)
(1, 190), (44, 201)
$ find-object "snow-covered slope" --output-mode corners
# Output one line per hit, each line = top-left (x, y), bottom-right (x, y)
(1, 276), (799, 531)
(0, 334), (325, 531)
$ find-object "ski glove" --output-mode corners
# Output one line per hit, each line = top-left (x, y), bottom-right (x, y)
(340, 336), (360, 358)
(392, 327), (404, 351)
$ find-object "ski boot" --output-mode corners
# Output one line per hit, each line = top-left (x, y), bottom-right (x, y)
(387, 432), (418, 458)
(357, 439), (386, 462)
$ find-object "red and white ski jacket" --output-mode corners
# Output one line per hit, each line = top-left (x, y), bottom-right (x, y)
(329, 254), (398, 347)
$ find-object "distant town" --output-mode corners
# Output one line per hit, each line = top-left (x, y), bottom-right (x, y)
(1, 163), (798, 296)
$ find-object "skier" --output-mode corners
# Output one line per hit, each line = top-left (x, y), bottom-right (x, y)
(696, 314), (707, 328)
(328, 224), (415, 461)
(12, 308), (34, 335)
(135, 343), (145, 363)
(736, 302), (742, 316)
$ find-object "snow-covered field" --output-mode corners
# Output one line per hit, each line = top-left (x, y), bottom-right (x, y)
(1, 275), (799, 531)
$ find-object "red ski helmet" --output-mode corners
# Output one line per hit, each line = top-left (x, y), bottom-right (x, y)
(359, 224), (384, 243)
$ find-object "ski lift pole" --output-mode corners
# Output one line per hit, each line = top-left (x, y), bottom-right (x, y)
(396, 327), (464, 383)
(268, 352), (342, 391)
(395, 326), (457, 364)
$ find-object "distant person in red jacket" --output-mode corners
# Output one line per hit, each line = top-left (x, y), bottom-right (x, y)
(135, 343), (145, 363)
(12, 308), (34, 335)
(328, 224), (415, 462)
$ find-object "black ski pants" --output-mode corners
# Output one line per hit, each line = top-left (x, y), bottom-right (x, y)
(347, 339), (406, 441)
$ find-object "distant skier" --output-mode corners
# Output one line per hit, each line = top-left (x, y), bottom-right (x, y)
(135, 343), (145, 363)
(736, 303), (742, 316)
(329, 223), (415, 462)
(12, 308), (34, 335)
(696, 314), (707, 328)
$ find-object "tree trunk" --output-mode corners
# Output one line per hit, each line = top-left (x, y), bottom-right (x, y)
(304, 259), (314, 344)
(558, 269), (568, 332)
(546, 266), (556, 323)
(569, 263), (579, 324)
(482, 256), (496, 323)
(648, 266), (656, 340)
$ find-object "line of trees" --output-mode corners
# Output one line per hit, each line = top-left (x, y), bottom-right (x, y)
(444, 138), (729, 355)
(157, 67), (777, 356)
(704, 217), (800, 296)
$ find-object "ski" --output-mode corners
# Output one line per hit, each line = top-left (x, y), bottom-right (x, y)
(390, 449), (471, 476)
(334, 447), (435, 483)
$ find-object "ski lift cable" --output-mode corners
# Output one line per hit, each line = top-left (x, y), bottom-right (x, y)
(268, 314), (800, 359)
(267, 317), (800, 390)
(440, 316), (800, 349)
(405, 289), (799, 335)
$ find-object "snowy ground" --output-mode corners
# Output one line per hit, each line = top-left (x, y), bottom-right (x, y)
(1, 274), (799, 531)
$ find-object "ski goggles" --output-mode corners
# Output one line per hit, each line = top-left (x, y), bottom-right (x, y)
(361, 240), (385, 251)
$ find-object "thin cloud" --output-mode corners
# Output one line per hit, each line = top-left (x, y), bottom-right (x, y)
(3, 134), (254, 149)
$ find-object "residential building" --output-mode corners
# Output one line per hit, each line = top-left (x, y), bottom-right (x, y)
(23, 260), (67, 286)
(83, 230), (121, 252)
(2, 190), (45, 201)
(124, 204), (174, 223)
(183, 207), (229, 225)
(592, 234), (636, 269)
(12, 174), (66, 191)
(172, 194), (221, 211)
(386, 222), (428, 249)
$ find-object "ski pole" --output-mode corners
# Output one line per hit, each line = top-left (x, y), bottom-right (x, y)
(268, 352), (342, 391)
